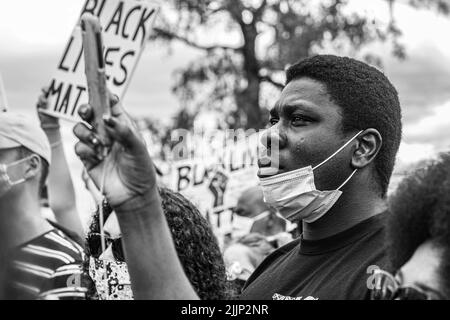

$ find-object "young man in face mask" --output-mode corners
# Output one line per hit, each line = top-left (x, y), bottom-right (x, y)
(0, 112), (90, 300)
(73, 54), (401, 300)
(239, 55), (402, 300)
(231, 186), (291, 239)
(224, 186), (295, 294)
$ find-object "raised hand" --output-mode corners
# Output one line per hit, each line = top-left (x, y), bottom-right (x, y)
(36, 87), (59, 129)
(73, 94), (157, 208)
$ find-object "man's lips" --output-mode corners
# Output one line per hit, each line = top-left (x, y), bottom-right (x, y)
(257, 156), (284, 178)
(257, 167), (284, 178)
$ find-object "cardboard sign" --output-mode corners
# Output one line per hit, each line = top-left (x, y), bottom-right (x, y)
(46, 0), (158, 120)
(0, 73), (8, 112)
(166, 133), (261, 230)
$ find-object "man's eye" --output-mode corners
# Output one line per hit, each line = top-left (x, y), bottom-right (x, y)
(269, 118), (279, 126)
(291, 115), (311, 126)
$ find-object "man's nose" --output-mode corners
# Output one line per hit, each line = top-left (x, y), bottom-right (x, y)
(260, 125), (286, 150)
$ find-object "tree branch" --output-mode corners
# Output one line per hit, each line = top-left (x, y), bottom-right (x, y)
(259, 75), (284, 89)
(254, 0), (268, 21)
(209, 6), (228, 15)
(153, 27), (242, 52)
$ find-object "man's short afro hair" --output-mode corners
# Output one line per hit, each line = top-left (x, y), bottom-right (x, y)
(286, 55), (402, 196)
(387, 152), (450, 298)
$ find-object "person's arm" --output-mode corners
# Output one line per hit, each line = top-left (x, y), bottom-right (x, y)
(81, 168), (103, 204)
(115, 191), (199, 299)
(73, 95), (199, 299)
(37, 89), (84, 238)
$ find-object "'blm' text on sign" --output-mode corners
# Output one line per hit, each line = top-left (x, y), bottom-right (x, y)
(47, 0), (158, 120)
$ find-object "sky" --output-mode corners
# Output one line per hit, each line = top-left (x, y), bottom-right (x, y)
(0, 0), (450, 223)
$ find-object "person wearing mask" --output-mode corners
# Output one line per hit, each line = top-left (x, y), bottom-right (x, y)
(370, 153), (450, 300)
(0, 112), (90, 300)
(73, 54), (402, 300)
(230, 185), (296, 240)
(224, 186), (297, 293)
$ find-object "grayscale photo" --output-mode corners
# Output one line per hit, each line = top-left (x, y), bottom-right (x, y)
(0, 0), (449, 308)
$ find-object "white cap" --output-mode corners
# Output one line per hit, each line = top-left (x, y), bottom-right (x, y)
(0, 112), (51, 165)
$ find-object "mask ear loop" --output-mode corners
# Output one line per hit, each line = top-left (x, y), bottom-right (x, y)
(312, 130), (363, 171)
(4, 156), (34, 185)
(337, 169), (358, 190)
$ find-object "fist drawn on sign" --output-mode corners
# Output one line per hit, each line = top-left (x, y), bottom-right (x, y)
(208, 171), (229, 208)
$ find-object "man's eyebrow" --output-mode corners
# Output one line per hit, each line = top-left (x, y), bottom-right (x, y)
(270, 101), (319, 118)
(280, 103), (318, 117)
(269, 107), (279, 117)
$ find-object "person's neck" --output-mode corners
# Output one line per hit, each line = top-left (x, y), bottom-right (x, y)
(302, 183), (387, 241)
(0, 190), (52, 253)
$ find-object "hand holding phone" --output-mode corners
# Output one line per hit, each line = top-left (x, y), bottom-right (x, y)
(81, 13), (111, 153)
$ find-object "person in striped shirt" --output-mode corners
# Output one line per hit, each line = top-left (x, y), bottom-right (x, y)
(0, 112), (91, 300)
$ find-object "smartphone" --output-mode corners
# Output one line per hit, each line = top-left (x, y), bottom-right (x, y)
(81, 13), (111, 152)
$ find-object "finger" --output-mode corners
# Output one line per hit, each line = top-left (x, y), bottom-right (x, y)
(37, 92), (50, 109)
(108, 91), (124, 117)
(106, 90), (140, 135)
(78, 104), (94, 124)
(41, 86), (50, 98)
(37, 96), (47, 108)
(103, 115), (142, 151)
(74, 142), (102, 170)
(73, 122), (102, 149)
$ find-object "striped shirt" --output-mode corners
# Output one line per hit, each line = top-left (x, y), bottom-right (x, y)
(2, 228), (90, 300)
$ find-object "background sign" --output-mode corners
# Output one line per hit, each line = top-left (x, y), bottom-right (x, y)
(46, 0), (158, 120)
(165, 133), (261, 234)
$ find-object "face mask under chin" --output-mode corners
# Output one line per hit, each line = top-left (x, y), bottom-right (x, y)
(259, 131), (362, 224)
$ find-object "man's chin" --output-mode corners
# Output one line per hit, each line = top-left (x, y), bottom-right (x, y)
(257, 167), (285, 178)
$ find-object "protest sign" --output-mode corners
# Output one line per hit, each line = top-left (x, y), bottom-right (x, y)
(45, 0), (158, 120)
(166, 132), (261, 233)
(0, 73), (8, 112)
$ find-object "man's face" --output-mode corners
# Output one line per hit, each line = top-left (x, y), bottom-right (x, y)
(258, 77), (357, 191)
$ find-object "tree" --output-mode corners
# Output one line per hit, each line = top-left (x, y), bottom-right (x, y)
(399, 0), (450, 14)
(149, 0), (440, 130)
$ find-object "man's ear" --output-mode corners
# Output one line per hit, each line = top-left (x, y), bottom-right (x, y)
(23, 154), (41, 180)
(351, 129), (382, 169)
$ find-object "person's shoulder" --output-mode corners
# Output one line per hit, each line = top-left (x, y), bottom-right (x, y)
(242, 237), (301, 290)
(46, 220), (85, 248)
(261, 236), (300, 259)
(17, 225), (90, 300)
(36, 223), (86, 264)
(361, 211), (389, 243)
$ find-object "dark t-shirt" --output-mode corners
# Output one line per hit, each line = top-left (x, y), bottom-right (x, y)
(239, 213), (389, 300)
